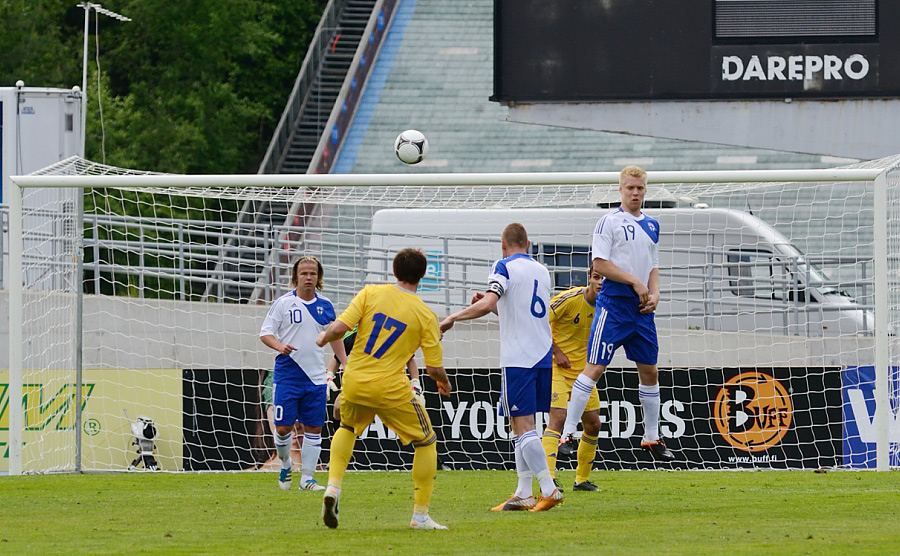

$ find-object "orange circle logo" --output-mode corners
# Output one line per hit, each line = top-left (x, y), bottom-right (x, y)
(714, 371), (792, 452)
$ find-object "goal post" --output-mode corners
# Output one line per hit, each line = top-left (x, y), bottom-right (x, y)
(7, 177), (24, 476)
(872, 170), (891, 471)
(6, 159), (899, 474)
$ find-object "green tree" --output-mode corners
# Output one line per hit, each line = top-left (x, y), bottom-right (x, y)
(93, 0), (325, 174)
(2, 0), (326, 174)
(0, 1), (83, 87)
(1, 0), (328, 299)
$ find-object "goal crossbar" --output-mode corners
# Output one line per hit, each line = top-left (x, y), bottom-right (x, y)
(10, 168), (885, 189)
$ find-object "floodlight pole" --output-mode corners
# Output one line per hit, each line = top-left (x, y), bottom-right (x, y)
(76, 2), (130, 473)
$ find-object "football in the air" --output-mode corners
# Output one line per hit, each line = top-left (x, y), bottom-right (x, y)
(394, 129), (429, 164)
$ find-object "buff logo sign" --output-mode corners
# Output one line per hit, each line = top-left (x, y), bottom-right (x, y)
(714, 371), (793, 452)
(721, 54), (870, 82)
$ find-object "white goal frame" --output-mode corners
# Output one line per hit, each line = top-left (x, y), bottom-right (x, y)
(7, 167), (893, 474)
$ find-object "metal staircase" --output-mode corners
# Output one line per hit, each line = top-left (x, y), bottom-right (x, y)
(281, 0), (377, 173)
(204, 0), (378, 302)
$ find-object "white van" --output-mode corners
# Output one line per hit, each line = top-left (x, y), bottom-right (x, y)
(366, 207), (874, 337)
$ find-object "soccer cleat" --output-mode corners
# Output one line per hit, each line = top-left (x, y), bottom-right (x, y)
(557, 434), (579, 457)
(641, 439), (676, 461)
(410, 515), (448, 530)
(322, 486), (340, 529)
(530, 488), (564, 512)
(552, 478), (564, 493)
(573, 480), (600, 492)
(300, 479), (325, 491)
(278, 467), (292, 490)
(490, 495), (536, 511)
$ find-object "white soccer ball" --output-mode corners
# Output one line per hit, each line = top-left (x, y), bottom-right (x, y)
(394, 129), (429, 164)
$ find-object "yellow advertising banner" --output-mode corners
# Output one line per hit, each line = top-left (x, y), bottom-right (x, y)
(1, 369), (183, 473)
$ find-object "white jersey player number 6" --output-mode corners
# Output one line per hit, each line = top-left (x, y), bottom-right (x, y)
(530, 279), (546, 318)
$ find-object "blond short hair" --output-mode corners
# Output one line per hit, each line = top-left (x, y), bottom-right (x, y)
(619, 165), (648, 186)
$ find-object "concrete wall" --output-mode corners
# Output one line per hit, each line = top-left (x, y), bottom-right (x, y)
(0, 290), (876, 371)
(1, 290), (271, 370)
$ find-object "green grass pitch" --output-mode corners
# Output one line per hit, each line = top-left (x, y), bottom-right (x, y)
(2, 469), (899, 555)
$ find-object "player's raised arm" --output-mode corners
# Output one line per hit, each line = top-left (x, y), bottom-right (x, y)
(469, 291), (499, 314)
(440, 291), (498, 333)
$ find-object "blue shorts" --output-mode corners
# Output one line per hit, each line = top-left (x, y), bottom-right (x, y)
(587, 294), (659, 366)
(500, 363), (552, 417)
(273, 381), (326, 428)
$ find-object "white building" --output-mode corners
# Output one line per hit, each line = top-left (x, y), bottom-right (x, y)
(0, 84), (84, 289)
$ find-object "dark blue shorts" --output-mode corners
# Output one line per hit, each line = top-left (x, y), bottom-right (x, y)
(587, 294), (658, 366)
(273, 381), (326, 428)
(500, 364), (552, 417)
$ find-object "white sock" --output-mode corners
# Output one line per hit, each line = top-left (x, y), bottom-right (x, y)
(274, 431), (292, 469)
(518, 430), (556, 497)
(512, 436), (533, 499)
(562, 374), (597, 436)
(639, 383), (661, 443)
(300, 432), (322, 482)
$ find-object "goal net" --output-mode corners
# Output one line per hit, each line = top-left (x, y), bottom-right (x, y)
(5, 157), (900, 474)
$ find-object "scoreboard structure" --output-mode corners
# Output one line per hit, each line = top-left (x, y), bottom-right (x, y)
(492, 1), (900, 159)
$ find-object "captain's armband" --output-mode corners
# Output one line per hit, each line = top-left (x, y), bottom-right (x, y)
(487, 282), (504, 298)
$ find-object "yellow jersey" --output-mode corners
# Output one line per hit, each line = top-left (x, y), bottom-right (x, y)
(337, 284), (443, 408)
(548, 286), (594, 378)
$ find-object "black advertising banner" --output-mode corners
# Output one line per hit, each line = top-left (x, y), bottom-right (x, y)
(181, 367), (843, 470)
(345, 366), (843, 471)
(493, 0), (900, 102)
